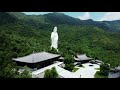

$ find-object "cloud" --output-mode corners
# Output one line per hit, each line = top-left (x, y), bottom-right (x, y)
(99, 12), (120, 21)
(77, 12), (90, 20)
(23, 12), (50, 15)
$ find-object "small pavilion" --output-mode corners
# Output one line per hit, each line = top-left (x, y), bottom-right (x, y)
(74, 54), (93, 63)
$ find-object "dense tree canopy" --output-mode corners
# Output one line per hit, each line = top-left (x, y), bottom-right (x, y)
(0, 60), (32, 78)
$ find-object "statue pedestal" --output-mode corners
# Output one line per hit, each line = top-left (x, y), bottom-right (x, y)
(50, 46), (58, 52)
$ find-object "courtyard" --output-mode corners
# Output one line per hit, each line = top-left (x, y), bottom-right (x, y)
(74, 63), (100, 78)
(32, 61), (100, 78)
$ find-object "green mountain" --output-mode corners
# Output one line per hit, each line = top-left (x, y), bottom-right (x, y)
(0, 12), (120, 68)
(5, 12), (120, 32)
(0, 12), (18, 25)
(102, 20), (120, 32)
(43, 12), (81, 25)
(43, 12), (120, 32)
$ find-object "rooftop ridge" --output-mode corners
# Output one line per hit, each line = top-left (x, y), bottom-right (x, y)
(12, 51), (60, 63)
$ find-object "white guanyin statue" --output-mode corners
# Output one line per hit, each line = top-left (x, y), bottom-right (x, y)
(51, 26), (58, 52)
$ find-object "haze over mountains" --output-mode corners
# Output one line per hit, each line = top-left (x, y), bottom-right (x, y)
(0, 12), (120, 67)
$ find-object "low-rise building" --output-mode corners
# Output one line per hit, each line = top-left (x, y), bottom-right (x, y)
(74, 54), (93, 64)
(108, 66), (120, 78)
(12, 52), (60, 70)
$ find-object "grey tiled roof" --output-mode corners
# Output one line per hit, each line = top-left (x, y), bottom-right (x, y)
(115, 66), (120, 70)
(12, 52), (60, 63)
(59, 57), (64, 60)
(74, 54), (92, 61)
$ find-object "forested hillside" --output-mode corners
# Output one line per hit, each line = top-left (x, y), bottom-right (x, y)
(0, 12), (120, 77)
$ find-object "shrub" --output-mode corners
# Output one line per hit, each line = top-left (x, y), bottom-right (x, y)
(51, 67), (58, 78)
(44, 67), (58, 78)
(48, 47), (58, 54)
(64, 54), (75, 71)
(79, 63), (83, 67)
(65, 63), (74, 71)
(100, 63), (110, 76)
(44, 69), (52, 78)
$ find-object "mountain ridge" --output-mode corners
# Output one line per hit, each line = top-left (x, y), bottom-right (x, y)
(5, 12), (120, 32)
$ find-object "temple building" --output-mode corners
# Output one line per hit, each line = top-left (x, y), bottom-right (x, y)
(12, 52), (60, 70)
(108, 66), (120, 78)
(59, 54), (93, 64)
(74, 54), (93, 64)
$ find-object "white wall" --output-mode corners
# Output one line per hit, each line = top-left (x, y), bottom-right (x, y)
(32, 72), (45, 78)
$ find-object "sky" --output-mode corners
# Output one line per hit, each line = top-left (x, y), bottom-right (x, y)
(23, 12), (120, 21)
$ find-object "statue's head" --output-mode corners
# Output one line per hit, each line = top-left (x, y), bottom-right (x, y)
(53, 26), (57, 32)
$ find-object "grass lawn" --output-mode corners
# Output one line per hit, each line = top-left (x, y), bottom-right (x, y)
(77, 65), (85, 68)
(95, 68), (100, 70)
(81, 66), (85, 68)
(94, 71), (108, 78)
(72, 67), (79, 72)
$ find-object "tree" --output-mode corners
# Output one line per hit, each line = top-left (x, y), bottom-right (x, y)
(15, 65), (32, 78)
(0, 60), (32, 78)
(64, 54), (75, 71)
(65, 63), (74, 71)
(44, 67), (58, 78)
(0, 60), (19, 78)
(51, 67), (58, 78)
(64, 54), (74, 64)
(100, 63), (110, 76)
(44, 69), (52, 78)
(0, 64), (17, 78)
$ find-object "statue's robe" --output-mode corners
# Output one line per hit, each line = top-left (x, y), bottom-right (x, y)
(51, 32), (58, 49)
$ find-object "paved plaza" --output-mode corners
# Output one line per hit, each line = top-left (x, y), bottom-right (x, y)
(74, 63), (100, 78)
(32, 62), (100, 78)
